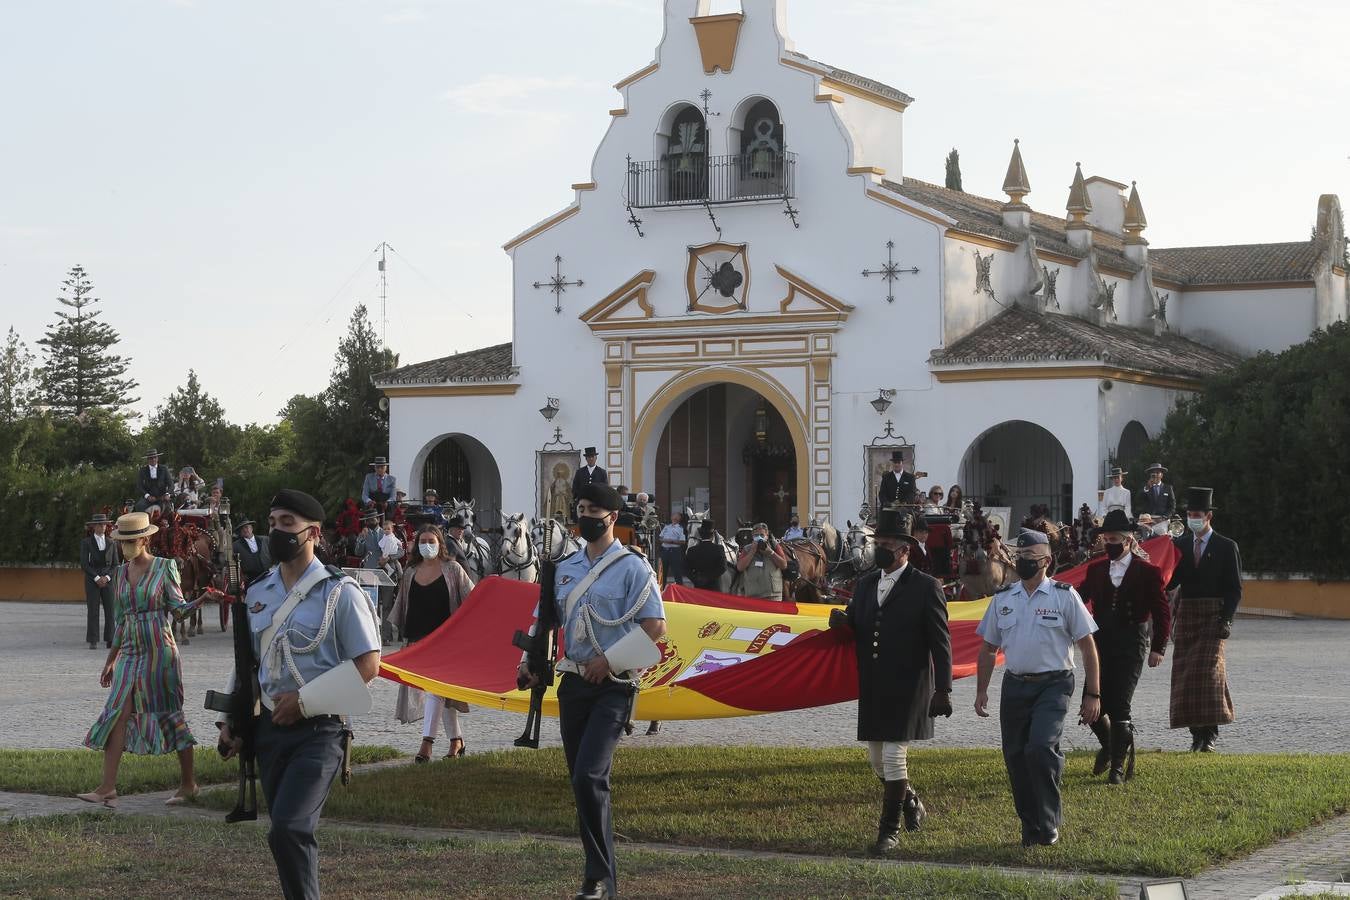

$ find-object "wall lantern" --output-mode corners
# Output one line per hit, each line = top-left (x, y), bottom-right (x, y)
(539, 397), (560, 422)
(870, 389), (896, 415)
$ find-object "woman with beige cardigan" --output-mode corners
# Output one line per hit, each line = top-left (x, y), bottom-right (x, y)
(387, 525), (475, 762)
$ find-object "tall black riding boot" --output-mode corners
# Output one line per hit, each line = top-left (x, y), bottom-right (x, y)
(869, 780), (905, 856)
(1089, 713), (1112, 777)
(1108, 720), (1135, 785)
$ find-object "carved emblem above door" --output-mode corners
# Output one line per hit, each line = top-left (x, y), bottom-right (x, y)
(686, 241), (749, 314)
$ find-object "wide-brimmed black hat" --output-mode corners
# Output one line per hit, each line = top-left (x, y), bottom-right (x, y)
(145, 448), (162, 458)
(1097, 508), (1134, 534)
(447, 516), (466, 528)
(234, 518), (256, 533)
(890, 450), (905, 462)
(1145, 462), (1168, 474)
(1184, 486), (1216, 512)
(369, 456), (389, 467)
(874, 509), (921, 547)
(583, 447), (598, 457)
(87, 512), (112, 526)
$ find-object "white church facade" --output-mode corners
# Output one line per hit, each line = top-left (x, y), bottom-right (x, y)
(377, 0), (1348, 533)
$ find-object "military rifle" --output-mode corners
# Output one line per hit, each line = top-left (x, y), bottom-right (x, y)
(203, 589), (259, 822)
(511, 522), (559, 749)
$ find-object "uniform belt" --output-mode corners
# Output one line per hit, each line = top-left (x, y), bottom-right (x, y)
(1006, 669), (1071, 681)
(556, 657), (639, 681)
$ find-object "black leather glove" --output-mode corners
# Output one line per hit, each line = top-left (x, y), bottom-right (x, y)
(828, 608), (850, 630)
(928, 691), (953, 718)
(1216, 617), (1232, 640)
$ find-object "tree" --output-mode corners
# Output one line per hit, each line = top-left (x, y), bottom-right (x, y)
(36, 266), (138, 417)
(146, 369), (236, 471)
(0, 326), (36, 424)
(944, 148), (962, 192)
(1121, 321), (1350, 577)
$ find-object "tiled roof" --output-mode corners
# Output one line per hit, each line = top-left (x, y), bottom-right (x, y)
(930, 304), (1238, 380)
(375, 342), (515, 385)
(882, 178), (1323, 288)
(1147, 243), (1322, 285)
(786, 51), (914, 105)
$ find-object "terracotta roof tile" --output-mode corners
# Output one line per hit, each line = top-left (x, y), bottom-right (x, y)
(375, 342), (515, 385)
(1147, 243), (1322, 285)
(930, 305), (1238, 380)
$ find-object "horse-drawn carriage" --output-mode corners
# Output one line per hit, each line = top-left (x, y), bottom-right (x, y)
(145, 499), (237, 640)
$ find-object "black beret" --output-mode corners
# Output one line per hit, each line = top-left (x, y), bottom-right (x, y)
(576, 482), (623, 512)
(269, 489), (325, 523)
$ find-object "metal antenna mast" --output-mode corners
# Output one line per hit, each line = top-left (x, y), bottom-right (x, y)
(376, 242), (394, 346)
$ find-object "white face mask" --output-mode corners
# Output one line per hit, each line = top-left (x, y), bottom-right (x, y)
(1187, 516), (1207, 533)
(418, 542), (438, 559)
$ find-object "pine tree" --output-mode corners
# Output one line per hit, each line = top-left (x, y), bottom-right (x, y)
(944, 148), (963, 192)
(148, 369), (235, 469)
(36, 266), (139, 417)
(0, 327), (36, 424)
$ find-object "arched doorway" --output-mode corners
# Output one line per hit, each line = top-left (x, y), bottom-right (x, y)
(631, 368), (809, 534)
(412, 433), (503, 532)
(650, 385), (797, 531)
(1117, 420), (1149, 471)
(958, 421), (1073, 526)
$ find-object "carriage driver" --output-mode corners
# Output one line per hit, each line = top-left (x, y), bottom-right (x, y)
(517, 482), (665, 900)
(217, 489), (380, 900)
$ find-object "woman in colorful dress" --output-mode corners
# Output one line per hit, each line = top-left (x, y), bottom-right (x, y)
(77, 512), (199, 807)
(387, 525), (474, 762)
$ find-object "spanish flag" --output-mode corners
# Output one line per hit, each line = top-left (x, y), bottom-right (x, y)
(379, 537), (1178, 721)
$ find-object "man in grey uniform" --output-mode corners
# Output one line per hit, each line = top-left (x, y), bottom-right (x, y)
(218, 489), (381, 899)
(974, 530), (1100, 848)
(517, 482), (665, 900)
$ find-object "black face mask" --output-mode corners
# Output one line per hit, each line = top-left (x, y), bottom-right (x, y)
(577, 514), (609, 543)
(269, 527), (308, 563)
(1104, 542), (1126, 560)
(874, 546), (896, 570)
(1015, 557), (1044, 581)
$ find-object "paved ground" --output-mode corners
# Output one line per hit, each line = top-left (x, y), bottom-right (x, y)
(4, 601), (1347, 756)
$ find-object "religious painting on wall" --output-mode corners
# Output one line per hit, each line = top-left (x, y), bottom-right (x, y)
(864, 444), (915, 522)
(538, 451), (577, 521)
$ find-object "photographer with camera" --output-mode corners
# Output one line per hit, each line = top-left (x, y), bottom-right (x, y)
(733, 522), (788, 600)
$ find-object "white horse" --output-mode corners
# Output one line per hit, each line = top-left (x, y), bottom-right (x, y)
(845, 519), (876, 575)
(495, 514), (538, 582)
(530, 517), (582, 564)
(448, 497), (494, 581)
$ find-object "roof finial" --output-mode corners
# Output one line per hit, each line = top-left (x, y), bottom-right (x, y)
(1123, 180), (1148, 244)
(1065, 161), (1092, 224)
(1001, 138), (1031, 209)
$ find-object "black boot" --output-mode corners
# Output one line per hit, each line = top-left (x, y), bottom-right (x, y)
(1189, 727), (1203, 752)
(1089, 713), (1112, 777)
(1108, 720), (1134, 785)
(869, 780), (905, 855)
(902, 785), (927, 832)
(1197, 725), (1217, 753)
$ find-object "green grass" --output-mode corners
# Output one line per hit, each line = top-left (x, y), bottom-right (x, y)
(0, 814), (1117, 899)
(200, 745), (1350, 878)
(0, 745), (402, 796)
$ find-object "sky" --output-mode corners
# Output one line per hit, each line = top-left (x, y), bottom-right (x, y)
(2, 0), (1346, 426)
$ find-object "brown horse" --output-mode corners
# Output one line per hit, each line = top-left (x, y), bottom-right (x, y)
(780, 537), (829, 602)
(150, 510), (216, 643)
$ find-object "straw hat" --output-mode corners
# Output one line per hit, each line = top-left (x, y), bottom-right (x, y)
(111, 511), (158, 541)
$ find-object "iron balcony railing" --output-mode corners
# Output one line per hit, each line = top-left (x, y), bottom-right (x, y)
(626, 151), (797, 208)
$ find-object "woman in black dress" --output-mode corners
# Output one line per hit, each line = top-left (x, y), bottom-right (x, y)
(388, 525), (474, 762)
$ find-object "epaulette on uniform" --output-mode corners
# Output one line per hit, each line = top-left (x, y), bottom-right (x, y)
(1052, 581), (1072, 590)
(324, 564), (346, 579)
(995, 583), (1015, 594)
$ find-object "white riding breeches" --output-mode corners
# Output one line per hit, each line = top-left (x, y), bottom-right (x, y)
(866, 741), (910, 781)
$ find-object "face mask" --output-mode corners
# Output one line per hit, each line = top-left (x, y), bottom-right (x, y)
(1015, 557), (1044, 580)
(874, 546), (896, 569)
(269, 527), (308, 563)
(1105, 542), (1126, 560)
(418, 542), (438, 559)
(120, 541), (143, 561)
(1187, 516), (1207, 533)
(577, 514), (609, 543)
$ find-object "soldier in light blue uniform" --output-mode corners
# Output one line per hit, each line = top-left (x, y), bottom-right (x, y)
(517, 482), (665, 900)
(974, 530), (1101, 849)
(219, 489), (380, 900)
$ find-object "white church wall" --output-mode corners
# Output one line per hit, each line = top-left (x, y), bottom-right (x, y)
(830, 95), (904, 177)
(1175, 286), (1315, 355)
(1097, 380), (1184, 477)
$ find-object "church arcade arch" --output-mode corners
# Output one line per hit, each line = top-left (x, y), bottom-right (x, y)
(410, 432), (503, 532)
(957, 420), (1073, 526)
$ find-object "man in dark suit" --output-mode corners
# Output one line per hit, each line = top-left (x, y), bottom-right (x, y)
(135, 449), (173, 511)
(80, 513), (118, 649)
(1166, 487), (1241, 753)
(1136, 463), (1176, 525)
(829, 509), (952, 854)
(232, 519), (273, 586)
(685, 522), (728, 591)
(571, 447), (608, 516)
(878, 451), (917, 509)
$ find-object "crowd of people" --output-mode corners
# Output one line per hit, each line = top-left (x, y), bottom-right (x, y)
(71, 441), (1244, 900)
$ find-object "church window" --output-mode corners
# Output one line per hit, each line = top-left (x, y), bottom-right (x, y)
(664, 104), (708, 202)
